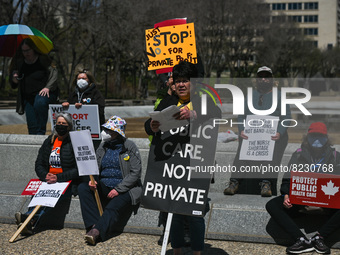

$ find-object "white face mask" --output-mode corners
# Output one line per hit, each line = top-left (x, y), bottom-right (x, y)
(77, 79), (89, 89)
(101, 130), (112, 142)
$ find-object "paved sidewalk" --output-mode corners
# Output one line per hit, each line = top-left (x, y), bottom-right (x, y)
(2, 223), (339, 255)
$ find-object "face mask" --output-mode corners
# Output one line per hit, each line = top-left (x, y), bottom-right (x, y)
(55, 124), (69, 136)
(77, 79), (89, 89)
(308, 134), (328, 148)
(101, 130), (112, 142)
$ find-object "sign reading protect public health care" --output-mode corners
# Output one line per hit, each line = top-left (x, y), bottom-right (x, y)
(145, 23), (197, 71)
(289, 171), (340, 209)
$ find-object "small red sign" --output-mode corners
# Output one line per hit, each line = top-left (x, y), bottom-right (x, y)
(290, 172), (340, 209)
(21, 179), (43, 195)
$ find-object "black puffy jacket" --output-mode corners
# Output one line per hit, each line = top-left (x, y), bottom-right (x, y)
(35, 135), (80, 195)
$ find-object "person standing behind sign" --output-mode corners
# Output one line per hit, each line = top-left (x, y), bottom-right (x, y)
(62, 69), (105, 125)
(266, 122), (340, 254)
(145, 61), (220, 255)
(78, 116), (142, 245)
(14, 112), (80, 234)
(9, 38), (59, 135)
(224, 66), (291, 197)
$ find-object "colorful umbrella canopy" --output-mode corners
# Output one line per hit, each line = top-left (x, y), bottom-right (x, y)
(0, 24), (53, 57)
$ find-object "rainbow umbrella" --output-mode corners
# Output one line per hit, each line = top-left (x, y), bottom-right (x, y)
(0, 24), (53, 57)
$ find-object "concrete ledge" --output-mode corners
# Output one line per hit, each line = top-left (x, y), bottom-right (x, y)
(0, 134), (340, 248)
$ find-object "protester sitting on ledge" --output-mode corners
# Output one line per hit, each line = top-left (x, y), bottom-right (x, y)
(224, 66), (291, 197)
(15, 112), (80, 234)
(266, 122), (340, 254)
(78, 116), (142, 245)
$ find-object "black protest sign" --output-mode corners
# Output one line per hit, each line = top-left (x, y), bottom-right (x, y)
(141, 118), (218, 216)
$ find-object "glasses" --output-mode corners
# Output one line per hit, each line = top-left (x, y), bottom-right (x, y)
(175, 79), (189, 84)
(258, 94), (263, 106)
(22, 49), (32, 53)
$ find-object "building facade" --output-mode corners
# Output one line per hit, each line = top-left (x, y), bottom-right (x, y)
(264, 0), (340, 49)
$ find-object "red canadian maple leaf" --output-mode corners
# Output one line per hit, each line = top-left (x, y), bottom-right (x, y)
(321, 180), (339, 199)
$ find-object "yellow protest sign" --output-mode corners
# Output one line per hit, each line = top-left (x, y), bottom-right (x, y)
(145, 23), (197, 71)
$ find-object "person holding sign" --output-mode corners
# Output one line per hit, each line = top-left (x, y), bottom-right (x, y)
(78, 116), (142, 245)
(266, 122), (340, 254)
(224, 66), (291, 197)
(62, 69), (105, 125)
(15, 112), (80, 234)
(145, 61), (221, 255)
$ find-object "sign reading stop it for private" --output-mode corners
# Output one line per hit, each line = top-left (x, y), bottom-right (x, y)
(145, 23), (197, 71)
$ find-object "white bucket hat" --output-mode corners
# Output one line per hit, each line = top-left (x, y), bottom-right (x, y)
(102, 115), (126, 138)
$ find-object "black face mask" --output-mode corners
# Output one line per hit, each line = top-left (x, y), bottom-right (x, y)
(55, 124), (69, 136)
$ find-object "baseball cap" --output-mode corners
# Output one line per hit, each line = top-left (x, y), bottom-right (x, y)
(308, 122), (327, 135)
(102, 115), (127, 138)
(257, 66), (273, 74)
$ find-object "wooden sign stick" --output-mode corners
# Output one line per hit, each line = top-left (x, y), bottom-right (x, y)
(9, 205), (41, 243)
(90, 175), (103, 216)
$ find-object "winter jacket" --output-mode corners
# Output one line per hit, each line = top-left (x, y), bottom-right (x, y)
(67, 84), (105, 125)
(10, 56), (58, 115)
(280, 145), (340, 196)
(35, 134), (80, 195)
(95, 139), (142, 205)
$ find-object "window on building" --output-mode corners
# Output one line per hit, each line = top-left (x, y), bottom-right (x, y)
(272, 3), (286, 10)
(304, 15), (318, 22)
(288, 3), (302, 10)
(327, 44), (333, 50)
(288, 15), (302, 22)
(304, 2), (318, 10)
(304, 28), (318, 35)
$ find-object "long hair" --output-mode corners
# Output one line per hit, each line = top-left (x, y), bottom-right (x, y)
(9, 38), (53, 73)
(52, 112), (74, 143)
(71, 68), (96, 88)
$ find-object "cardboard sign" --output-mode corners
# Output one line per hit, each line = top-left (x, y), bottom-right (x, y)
(21, 179), (43, 196)
(28, 181), (71, 208)
(70, 130), (99, 176)
(239, 115), (279, 161)
(49, 104), (101, 140)
(145, 23), (197, 71)
(290, 171), (340, 209)
(141, 118), (218, 216)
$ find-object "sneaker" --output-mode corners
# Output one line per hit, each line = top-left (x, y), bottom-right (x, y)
(223, 180), (239, 195)
(311, 234), (330, 254)
(260, 180), (272, 197)
(85, 228), (100, 245)
(15, 212), (22, 225)
(286, 237), (314, 254)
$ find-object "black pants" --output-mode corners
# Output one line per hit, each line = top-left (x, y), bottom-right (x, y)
(266, 196), (340, 240)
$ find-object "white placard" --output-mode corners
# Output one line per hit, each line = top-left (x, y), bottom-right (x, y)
(49, 104), (101, 140)
(149, 105), (189, 132)
(28, 182), (71, 208)
(70, 130), (99, 176)
(239, 115), (279, 161)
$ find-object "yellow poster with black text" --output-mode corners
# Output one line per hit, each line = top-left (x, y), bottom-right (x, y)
(145, 23), (197, 71)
